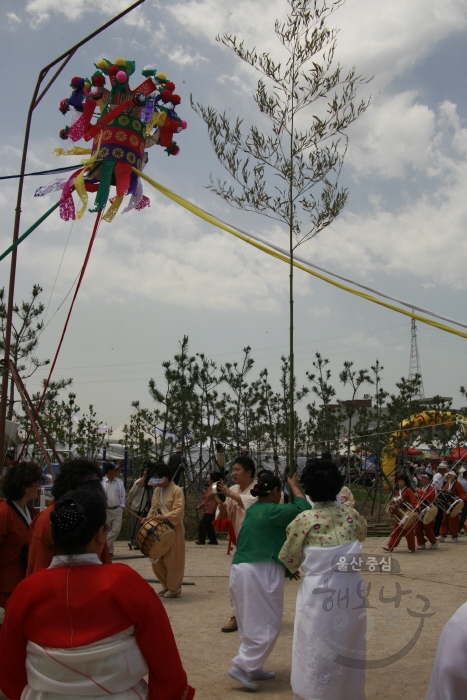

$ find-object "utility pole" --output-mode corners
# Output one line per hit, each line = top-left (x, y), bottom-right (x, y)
(408, 311), (425, 399)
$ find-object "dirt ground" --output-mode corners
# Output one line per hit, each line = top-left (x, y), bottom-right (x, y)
(113, 535), (467, 700)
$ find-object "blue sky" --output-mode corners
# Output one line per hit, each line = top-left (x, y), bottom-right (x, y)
(1, 0), (467, 428)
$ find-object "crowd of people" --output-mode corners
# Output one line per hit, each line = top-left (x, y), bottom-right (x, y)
(0, 450), (466, 699)
(383, 460), (467, 553)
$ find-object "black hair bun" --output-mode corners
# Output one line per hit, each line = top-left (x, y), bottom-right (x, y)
(51, 498), (88, 538)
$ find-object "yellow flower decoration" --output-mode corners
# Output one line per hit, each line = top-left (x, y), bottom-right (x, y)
(115, 130), (128, 142)
(136, 159), (142, 170)
(112, 147), (124, 159)
(115, 57), (126, 66)
(126, 152), (136, 164)
(98, 147), (109, 159)
(132, 120), (142, 132)
(129, 134), (140, 147)
(118, 115), (130, 126)
(102, 130), (112, 141)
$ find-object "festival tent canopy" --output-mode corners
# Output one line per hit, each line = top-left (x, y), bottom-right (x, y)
(443, 446), (467, 461)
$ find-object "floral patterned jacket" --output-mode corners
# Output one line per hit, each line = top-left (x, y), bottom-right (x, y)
(278, 501), (367, 574)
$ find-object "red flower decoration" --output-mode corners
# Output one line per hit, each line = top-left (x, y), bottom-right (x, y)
(347, 517), (354, 523)
(313, 523), (321, 530)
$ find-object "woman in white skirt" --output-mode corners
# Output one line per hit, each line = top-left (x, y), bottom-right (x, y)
(228, 472), (311, 691)
(279, 458), (367, 700)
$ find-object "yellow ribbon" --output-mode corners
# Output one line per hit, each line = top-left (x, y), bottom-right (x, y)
(103, 195), (124, 222)
(70, 134), (103, 219)
(53, 146), (92, 157)
(132, 167), (467, 342)
(144, 110), (166, 137)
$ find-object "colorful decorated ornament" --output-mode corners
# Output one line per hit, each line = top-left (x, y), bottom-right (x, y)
(40, 57), (187, 222)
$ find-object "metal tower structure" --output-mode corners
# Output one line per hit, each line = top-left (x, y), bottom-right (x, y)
(409, 312), (425, 399)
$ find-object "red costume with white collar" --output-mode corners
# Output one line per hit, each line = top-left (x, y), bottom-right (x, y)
(387, 486), (419, 551)
(414, 485), (437, 546)
(439, 481), (467, 539)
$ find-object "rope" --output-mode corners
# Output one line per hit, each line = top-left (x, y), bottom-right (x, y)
(43, 220), (75, 322)
(19, 211), (103, 458)
(0, 201), (60, 262)
(0, 164), (83, 180)
(132, 169), (467, 339)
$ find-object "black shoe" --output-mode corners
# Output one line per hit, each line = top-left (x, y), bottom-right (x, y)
(195, 541), (205, 545)
(208, 541), (218, 545)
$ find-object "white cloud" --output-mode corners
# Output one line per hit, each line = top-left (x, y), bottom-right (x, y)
(309, 121), (467, 290)
(348, 92), (437, 179)
(344, 330), (382, 351)
(25, 0), (152, 31)
(170, 47), (208, 67)
(168, 0), (467, 93)
(6, 12), (22, 24)
(15, 193), (313, 314)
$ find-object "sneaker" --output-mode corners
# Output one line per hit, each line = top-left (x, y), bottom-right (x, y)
(417, 545), (426, 550)
(430, 542), (438, 550)
(436, 536), (446, 542)
(195, 541), (205, 545)
(408, 550), (415, 553)
(221, 616), (238, 633)
(451, 538), (459, 543)
(158, 589), (168, 596)
(163, 591), (181, 598)
(382, 546), (393, 552)
(228, 666), (258, 691)
(250, 670), (276, 681)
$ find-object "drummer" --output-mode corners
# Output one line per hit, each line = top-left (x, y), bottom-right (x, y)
(437, 471), (467, 544)
(414, 473), (438, 550)
(142, 463), (186, 599)
(383, 474), (419, 553)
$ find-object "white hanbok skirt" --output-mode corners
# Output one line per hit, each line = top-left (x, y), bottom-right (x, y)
(291, 541), (366, 700)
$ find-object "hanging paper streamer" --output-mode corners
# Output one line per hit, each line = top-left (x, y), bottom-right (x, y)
(43, 58), (187, 222)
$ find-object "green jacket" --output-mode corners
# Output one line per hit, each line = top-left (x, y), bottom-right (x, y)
(233, 497), (311, 573)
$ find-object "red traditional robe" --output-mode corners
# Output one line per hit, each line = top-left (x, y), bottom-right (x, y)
(439, 481), (467, 538)
(0, 562), (195, 700)
(387, 486), (419, 551)
(414, 485), (437, 545)
(0, 500), (36, 607)
(27, 501), (111, 575)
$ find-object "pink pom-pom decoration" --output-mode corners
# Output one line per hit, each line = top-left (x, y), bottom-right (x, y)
(116, 70), (127, 84)
(181, 120), (188, 130)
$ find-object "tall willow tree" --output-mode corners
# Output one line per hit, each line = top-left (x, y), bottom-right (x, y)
(192, 0), (370, 472)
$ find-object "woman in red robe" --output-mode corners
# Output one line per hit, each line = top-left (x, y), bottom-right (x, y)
(384, 474), (419, 553)
(437, 470), (467, 542)
(0, 462), (41, 607)
(27, 458), (112, 575)
(0, 488), (195, 700)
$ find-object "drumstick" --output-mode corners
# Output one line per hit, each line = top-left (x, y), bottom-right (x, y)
(123, 506), (146, 522)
